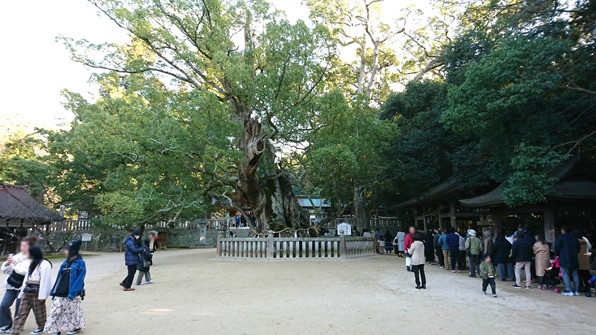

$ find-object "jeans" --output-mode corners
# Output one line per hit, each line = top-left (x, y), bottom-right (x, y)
(0, 289), (20, 328)
(469, 254), (480, 276)
(412, 264), (426, 287)
(497, 262), (514, 281)
(515, 261), (532, 287)
(450, 249), (462, 270)
(560, 267), (580, 293)
(482, 277), (496, 295)
(136, 270), (152, 285)
(123, 265), (137, 289)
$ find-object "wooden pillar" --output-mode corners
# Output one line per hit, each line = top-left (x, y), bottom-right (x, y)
(436, 205), (442, 231)
(339, 233), (347, 258)
(544, 210), (555, 247)
(450, 201), (457, 229)
(493, 214), (502, 240)
(266, 230), (274, 259)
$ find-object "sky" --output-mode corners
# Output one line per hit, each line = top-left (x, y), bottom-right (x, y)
(0, 0), (426, 133)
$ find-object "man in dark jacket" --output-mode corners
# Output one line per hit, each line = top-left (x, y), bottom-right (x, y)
(120, 230), (145, 291)
(492, 235), (513, 281)
(555, 226), (581, 296)
(446, 228), (461, 272)
(511, 232), (533, 289)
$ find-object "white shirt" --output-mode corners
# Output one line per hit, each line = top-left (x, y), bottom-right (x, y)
(1, 252), (31, 290)
(19, 260), (52, 300)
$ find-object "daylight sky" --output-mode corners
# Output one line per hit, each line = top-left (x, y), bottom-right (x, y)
(0, 0), (427, 132)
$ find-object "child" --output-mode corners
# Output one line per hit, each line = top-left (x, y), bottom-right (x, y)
(136, 238), (153, 286)
(44, 240), (86, 335)
(479, 253), (497, 297)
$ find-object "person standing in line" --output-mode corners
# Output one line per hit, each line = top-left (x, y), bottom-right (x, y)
(404, 227), (416, 271)
(446, 228), (461, 273)
(396, 230), (405, 257)
(479, 254), (497, 297)
(573, 231), (591, 295)
(0, 237), (36, 333)
(438, 230), (450, 270)
(424, 231), (435, 264)
(433, 229), (444, 268)
(465, 230), (483, 277)
(120, 230), (145, 292)
(374, 228), (382, 254)
(384, 231), (394, 255)
(458, 231), (467, 270)
(408, 233), (426, 289)
(555, 227), (580, 296)
(511, 231), (533, 289)
(492, 234), (514, 281)
(10, 247), (52, 335)
(44, 241), (86, 335)
(533, 234), (550, 290)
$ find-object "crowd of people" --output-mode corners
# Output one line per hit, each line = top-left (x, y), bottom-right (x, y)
(375, 225), (594, 298)
(0, 237), (86, 335)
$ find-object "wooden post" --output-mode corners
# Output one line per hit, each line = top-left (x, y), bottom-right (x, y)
(450, 202), (457, 229)
(266, 230), (274, 259)
(216, 230), (224, 257)
(544, 210), (555, 247)
(339, 233), (347, 258)
(436, 205), (442, 231)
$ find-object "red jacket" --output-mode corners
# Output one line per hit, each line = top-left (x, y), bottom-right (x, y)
(404, 233), (414, 253)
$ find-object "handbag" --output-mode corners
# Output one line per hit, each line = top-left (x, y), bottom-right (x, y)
(405, 256), (412, 267)
(23, 281), (40, 295)
(6, 272), (25, 288)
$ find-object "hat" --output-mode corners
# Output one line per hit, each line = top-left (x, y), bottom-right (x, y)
(469, 230), (477, 237)
(66, 240), (82, 254)
(132, 229), (141, 236)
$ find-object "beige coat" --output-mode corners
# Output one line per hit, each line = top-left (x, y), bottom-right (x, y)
(533, 242), (550, 277)
(579, 239), (590, 270)
(409, 241), (425, 266)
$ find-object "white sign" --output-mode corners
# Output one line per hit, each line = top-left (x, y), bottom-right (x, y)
(81, 233), (92, 242)
(337, 222), (352, 236)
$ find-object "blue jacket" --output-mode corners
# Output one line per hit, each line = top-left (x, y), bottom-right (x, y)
(438, 234), (449, 250)
(555, 233), (580, 269)
(446, 233), (460, 250)
(125, 236), (145, 266)
(50, 257), (86, 300)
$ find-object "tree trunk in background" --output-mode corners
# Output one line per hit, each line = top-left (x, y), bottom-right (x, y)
(353, 185), (368, 231)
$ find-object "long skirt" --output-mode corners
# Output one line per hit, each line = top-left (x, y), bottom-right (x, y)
(44, 297), (86, 333)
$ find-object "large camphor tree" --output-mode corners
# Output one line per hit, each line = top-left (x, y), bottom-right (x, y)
(62, 0), (335, 232)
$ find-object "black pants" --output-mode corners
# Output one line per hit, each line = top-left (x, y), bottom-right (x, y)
(123, 265), (137, 288)
(450, 249), (462, 270)
(579, 269), (592, 292)
(482, 277), (496, 294)
(436, 247), (444, 267)
(412, 264), (426, 287)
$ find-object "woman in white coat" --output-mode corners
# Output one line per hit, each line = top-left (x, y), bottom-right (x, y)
(408, 233), (427, 289)
(10, 247), (52, 335)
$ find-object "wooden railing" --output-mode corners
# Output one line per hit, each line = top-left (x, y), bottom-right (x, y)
(217, 234), (374, 259)
(49, 218), (229, 232)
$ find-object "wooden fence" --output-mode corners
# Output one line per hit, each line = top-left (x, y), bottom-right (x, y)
(48, 218), (229, 232)
(217, 234), (374, 259)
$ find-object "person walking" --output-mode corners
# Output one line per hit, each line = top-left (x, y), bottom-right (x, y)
(120, 230), (145, 292)
(555, 226), (580, 296)
(44, 241), (86, 335)
(0, 237), (36, 333)
(511, 232), (533, 289)
(465, 230), (483, 277)
(446, 228), (462, 273)
(438, 230), (450, 270)
(492, 234), (514, 281)
(533, 234), (550, 290)
(136, 238), (155, 286)
(10, 247), (52, 335)
(396, 230), (406, 257)
(479, 254), (497, 297)
(408, 233), (426, 289)
(404, 227), (415, 271)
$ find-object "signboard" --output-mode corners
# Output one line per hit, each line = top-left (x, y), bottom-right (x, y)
(81, 233), (93, 242)
(336, 222), (352, 236)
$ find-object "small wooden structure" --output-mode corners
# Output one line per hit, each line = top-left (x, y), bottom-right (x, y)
(0, 183), (63, 253)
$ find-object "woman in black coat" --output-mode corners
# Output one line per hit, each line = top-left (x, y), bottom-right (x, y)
(492, 235), (514, 281)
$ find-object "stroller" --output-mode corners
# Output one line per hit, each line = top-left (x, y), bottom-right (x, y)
(543, 256), (562, 293)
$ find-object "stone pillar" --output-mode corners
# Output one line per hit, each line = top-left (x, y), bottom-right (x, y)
(216, 230), (225, 257)
(339, 233), (347, 258)
(544, 210), (555, 247)
(266, 230), (274, 259)
(450, 202), (457, 229)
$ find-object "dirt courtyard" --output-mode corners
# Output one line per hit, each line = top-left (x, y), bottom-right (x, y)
(17, 249), (595, 334)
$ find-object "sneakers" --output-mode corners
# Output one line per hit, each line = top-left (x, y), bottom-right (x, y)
(145, 281), (153, 285)
(0, 326), (10, 334)
(67, 329), (82, 334)
(492, 294), (497, 298)
(30, 329), (44, 335)
(573, 291), (580, 296)
(525, 286), (531, 289)
(482, 290), (487, 295)
(512, 284), (522, 289)
(562, 291), (574, 296)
